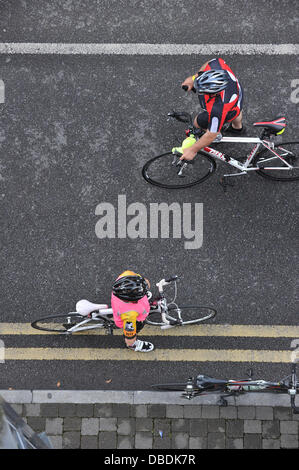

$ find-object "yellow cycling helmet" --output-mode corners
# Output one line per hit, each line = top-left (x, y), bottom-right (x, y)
(118, 270), (141, 278)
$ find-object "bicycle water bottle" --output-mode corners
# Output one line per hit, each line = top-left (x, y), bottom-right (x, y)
(172, 134), (196, 155)
(182, 135), (196, 149)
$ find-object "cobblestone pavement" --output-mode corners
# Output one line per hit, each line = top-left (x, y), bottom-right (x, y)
(8, 401), (299, 450)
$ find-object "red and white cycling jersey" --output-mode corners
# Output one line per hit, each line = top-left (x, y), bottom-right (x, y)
(198, 57), (243, 132)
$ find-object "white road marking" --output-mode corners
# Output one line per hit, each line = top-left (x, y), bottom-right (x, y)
(0, 80), (4, 103)
(0, 43), (297, 55)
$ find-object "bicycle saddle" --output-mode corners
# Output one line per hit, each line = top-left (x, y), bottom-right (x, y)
(76, 299), (109, 316)
(253, 117), (286, 134)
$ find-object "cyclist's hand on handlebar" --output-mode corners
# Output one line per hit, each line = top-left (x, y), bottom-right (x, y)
(180, 147), (197, 161)
(181, 77), (195, 92)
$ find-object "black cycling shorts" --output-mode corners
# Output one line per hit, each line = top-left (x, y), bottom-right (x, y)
(196, 108), (240, 130)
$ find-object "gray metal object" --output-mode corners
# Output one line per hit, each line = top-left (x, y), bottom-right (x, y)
(0, 396), (52, 449)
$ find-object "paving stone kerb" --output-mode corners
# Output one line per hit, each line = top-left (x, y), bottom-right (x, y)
(0, 390), (294, 406)
(1, 391), (299, 449)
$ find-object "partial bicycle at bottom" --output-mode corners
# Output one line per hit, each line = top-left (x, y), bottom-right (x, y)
(151, 361), (299, 414)
(31, 275), (217, 334)
(142, 112), (299, 190)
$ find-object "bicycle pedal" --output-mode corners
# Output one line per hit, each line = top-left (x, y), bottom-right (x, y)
(177, 162), (189, 177)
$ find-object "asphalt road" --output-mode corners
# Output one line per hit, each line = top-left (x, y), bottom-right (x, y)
(0, 0), (298, 390)
(0, 0), (298, 44)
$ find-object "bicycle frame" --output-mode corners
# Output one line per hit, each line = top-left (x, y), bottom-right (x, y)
(153, 277), (182, 328)
(61, 277), (180, 334)
(181, 363), (299, 414)
(200, 136), (294, 177)
(63, 308), (114, 334)
(169, 111), (296, 178)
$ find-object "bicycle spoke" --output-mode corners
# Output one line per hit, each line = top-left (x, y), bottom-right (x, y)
(31, 313), (92, 333)
(256, 143), (299, 181)
(142, 151), (216, 189)
(168, 306), (217, 325)
(146, 310), (168, 326)
(146, 306), (216, 326)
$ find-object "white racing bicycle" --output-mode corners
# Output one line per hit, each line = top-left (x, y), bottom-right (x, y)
(142, 112), (299, 190)
(31, 275), (217, 334)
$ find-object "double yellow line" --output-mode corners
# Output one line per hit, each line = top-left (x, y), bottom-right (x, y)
(2, 347), (292, 363)
(0, 323), (298, 363)
(1, 323), (298, 337)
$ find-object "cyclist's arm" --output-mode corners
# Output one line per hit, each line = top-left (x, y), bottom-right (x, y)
(180, 131), (218, 161)
(181, 61), (211, 90)
(199, 60), (210, 72)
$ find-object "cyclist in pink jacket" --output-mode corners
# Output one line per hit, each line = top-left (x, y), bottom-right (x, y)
(111, 270), (154, 352)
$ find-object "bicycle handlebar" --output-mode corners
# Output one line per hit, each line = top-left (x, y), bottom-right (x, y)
(182, 85), (196, 93)
(165, 275), (178, 283)
(156, 276), (178, 294)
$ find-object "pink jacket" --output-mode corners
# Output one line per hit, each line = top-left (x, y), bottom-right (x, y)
(111, 293), (150, 328)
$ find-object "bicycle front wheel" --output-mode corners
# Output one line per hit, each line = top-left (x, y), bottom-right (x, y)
(255, 142), (299, 181)
(146, 306), (217, 326)
(142, 151), (216, 189)
(31, 313), (94, 333)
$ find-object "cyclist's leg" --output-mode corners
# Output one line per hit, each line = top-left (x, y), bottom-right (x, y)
(195, 111), (222, 140)
(136, 321), (145, 333)
(231, 110), (243, 129)
(125, 336), (136, 347)
(229, 83), (244, 130)
(124, 321), (154, 352)
(124, 321), (144, 346)
(194, 111), (209, 130)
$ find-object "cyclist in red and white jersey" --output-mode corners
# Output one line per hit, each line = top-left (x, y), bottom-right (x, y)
(180, 57), (244, 162)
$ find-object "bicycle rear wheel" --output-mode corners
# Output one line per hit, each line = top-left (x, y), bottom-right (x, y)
(151, 382), (189, 391)
(146, 306), (217, 326)
(142, 151), (216, 189)
(255, 142), (299, 181)
(31, 313), (97, 333)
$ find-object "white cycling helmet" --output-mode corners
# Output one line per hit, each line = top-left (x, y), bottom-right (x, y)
(194, 69), (229, 94)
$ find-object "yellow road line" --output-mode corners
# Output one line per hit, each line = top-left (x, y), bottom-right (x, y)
(3, 347), (291, 362)
(0, 323), (298, 337)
